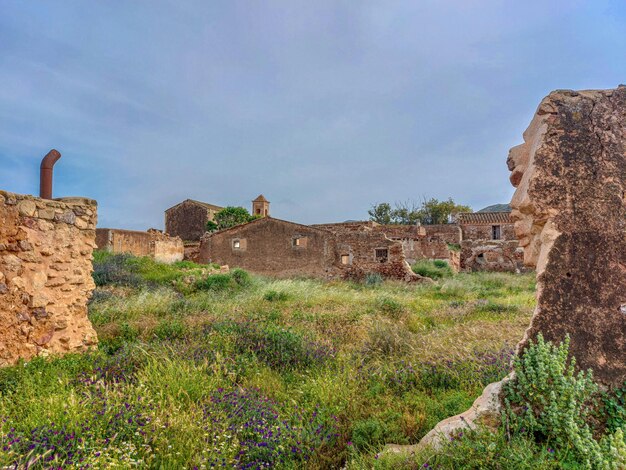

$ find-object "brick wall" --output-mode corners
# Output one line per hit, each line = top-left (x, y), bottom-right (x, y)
(0, 190), (98, 366)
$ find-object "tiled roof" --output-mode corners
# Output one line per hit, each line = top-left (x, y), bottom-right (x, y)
(253, 194), (269, 202)
(457, 212), (512, 224)
(477, 203), (511, 213)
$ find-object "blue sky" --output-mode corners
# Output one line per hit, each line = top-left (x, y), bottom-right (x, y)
(1, 1), (625, 229)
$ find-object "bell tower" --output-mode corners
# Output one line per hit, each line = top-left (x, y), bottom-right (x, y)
(252, 194), (270, 217)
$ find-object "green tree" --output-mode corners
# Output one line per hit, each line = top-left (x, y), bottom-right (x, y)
(368, 203), (393, 225)
(368, 198), (471, 225)
(205, 220), (219, 232)
(213, 206), (258, 230)
(417, 198), (472, 225)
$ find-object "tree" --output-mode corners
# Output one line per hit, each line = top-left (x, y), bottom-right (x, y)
(205, 220), (219, 232)
(367, 198), (472, 225)
(212, 206), (259, 231)
(417, 197), (471, 225)
(368, 203), (393, 225)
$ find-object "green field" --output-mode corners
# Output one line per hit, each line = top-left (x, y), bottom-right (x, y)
(5, 252), (614, 469)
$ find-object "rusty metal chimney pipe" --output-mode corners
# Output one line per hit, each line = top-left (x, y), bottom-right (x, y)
(40, 149), (61, 199)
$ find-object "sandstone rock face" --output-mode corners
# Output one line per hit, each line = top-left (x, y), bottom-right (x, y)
(508, 86), (626, 387)
(0, 190), (98, 366)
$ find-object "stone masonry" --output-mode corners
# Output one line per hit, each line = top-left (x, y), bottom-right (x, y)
(0, 190), (98, 366)
(96, 228), (184, 264)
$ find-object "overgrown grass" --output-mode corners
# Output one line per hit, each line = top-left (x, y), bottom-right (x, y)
(412, 259), (454, 280)
(0, 252), (538, 468)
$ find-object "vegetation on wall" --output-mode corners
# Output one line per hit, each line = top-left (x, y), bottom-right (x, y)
(368, 197), (472, 225)
(207, 206), (260, 232)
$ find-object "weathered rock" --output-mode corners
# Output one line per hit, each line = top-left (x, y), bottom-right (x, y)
(0, 190), (98, 366)
(381, 379), (508, 456)
(509, 86), (626, 387)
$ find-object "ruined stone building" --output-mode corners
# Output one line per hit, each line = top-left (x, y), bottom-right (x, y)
(165, 199), (224, 242)
(198, 217), (426, 282)
(95, 228), (184, 264)
(192, 201), (524, 279)
(457, 210), (524, 272)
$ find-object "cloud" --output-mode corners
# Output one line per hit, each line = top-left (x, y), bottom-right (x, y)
(0, 0), (624, 228)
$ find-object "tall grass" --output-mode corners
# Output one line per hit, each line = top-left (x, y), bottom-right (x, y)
(0, 253), (537, 468)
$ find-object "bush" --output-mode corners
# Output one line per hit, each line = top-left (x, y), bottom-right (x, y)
(153, 319), (187, 340)
(264, 290), (290, 302)
(364, 273), (383, 286)
(194, 273), (235, 291)
(504, 334), (624, 468)
(193, 269), (253, 292)
(92, 252), (140, 287)
(222, 321), (335, 370)
(231, 268), (252, 287)
(374, 296), (404, 319)
(412, 260), (453, 280)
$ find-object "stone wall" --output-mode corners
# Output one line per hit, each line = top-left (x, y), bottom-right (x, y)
(96, 228), (184, 264)
(165, 200), (220, 242)
(461, 223), (516, 241)
(423, 224), (462, 245)
(199, 217), (335, 278)
(0, 190), (98, 366)
(334, 230), (423, 282)
(460, 240), (525, 273)
(199, 217), (426, 282)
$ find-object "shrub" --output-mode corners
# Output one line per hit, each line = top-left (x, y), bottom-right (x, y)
(603, 384), (626, 433)
(194, 273), (235, 291)
(412, 260), (453, 280)
(504, 334), (622, 468)
(224, 321), (335, 370)
(364, 273), (383, 286)
(153, 319), (187, 340)
(374, 296), (404, 319)
(92, 252), (140, 287)
(231, 268), (252, 287)
(202, 388), (338, 468)
(351, 418), (386, 450)
(264, 290), (290, 302)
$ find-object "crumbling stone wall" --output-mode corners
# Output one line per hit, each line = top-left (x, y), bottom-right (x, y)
(423, 224), (461, 245)
(200, 218), (426, 282)
(334, 230), (423, 282)
(460, 240), (525, 273)
(96, 228), (184, 264)
(0, 190), (98, 366)
(199, 217), (335, 278)
(509, 86), (626, 387)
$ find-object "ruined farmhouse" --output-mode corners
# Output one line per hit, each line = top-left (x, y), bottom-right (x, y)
(192, 202), (523, 280)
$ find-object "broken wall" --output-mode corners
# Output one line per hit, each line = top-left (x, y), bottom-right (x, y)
(96, 228), (184, 264)
(0, 190), (98, 366)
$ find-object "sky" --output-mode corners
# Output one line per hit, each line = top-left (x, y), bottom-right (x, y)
(1, 1), (625, 229)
